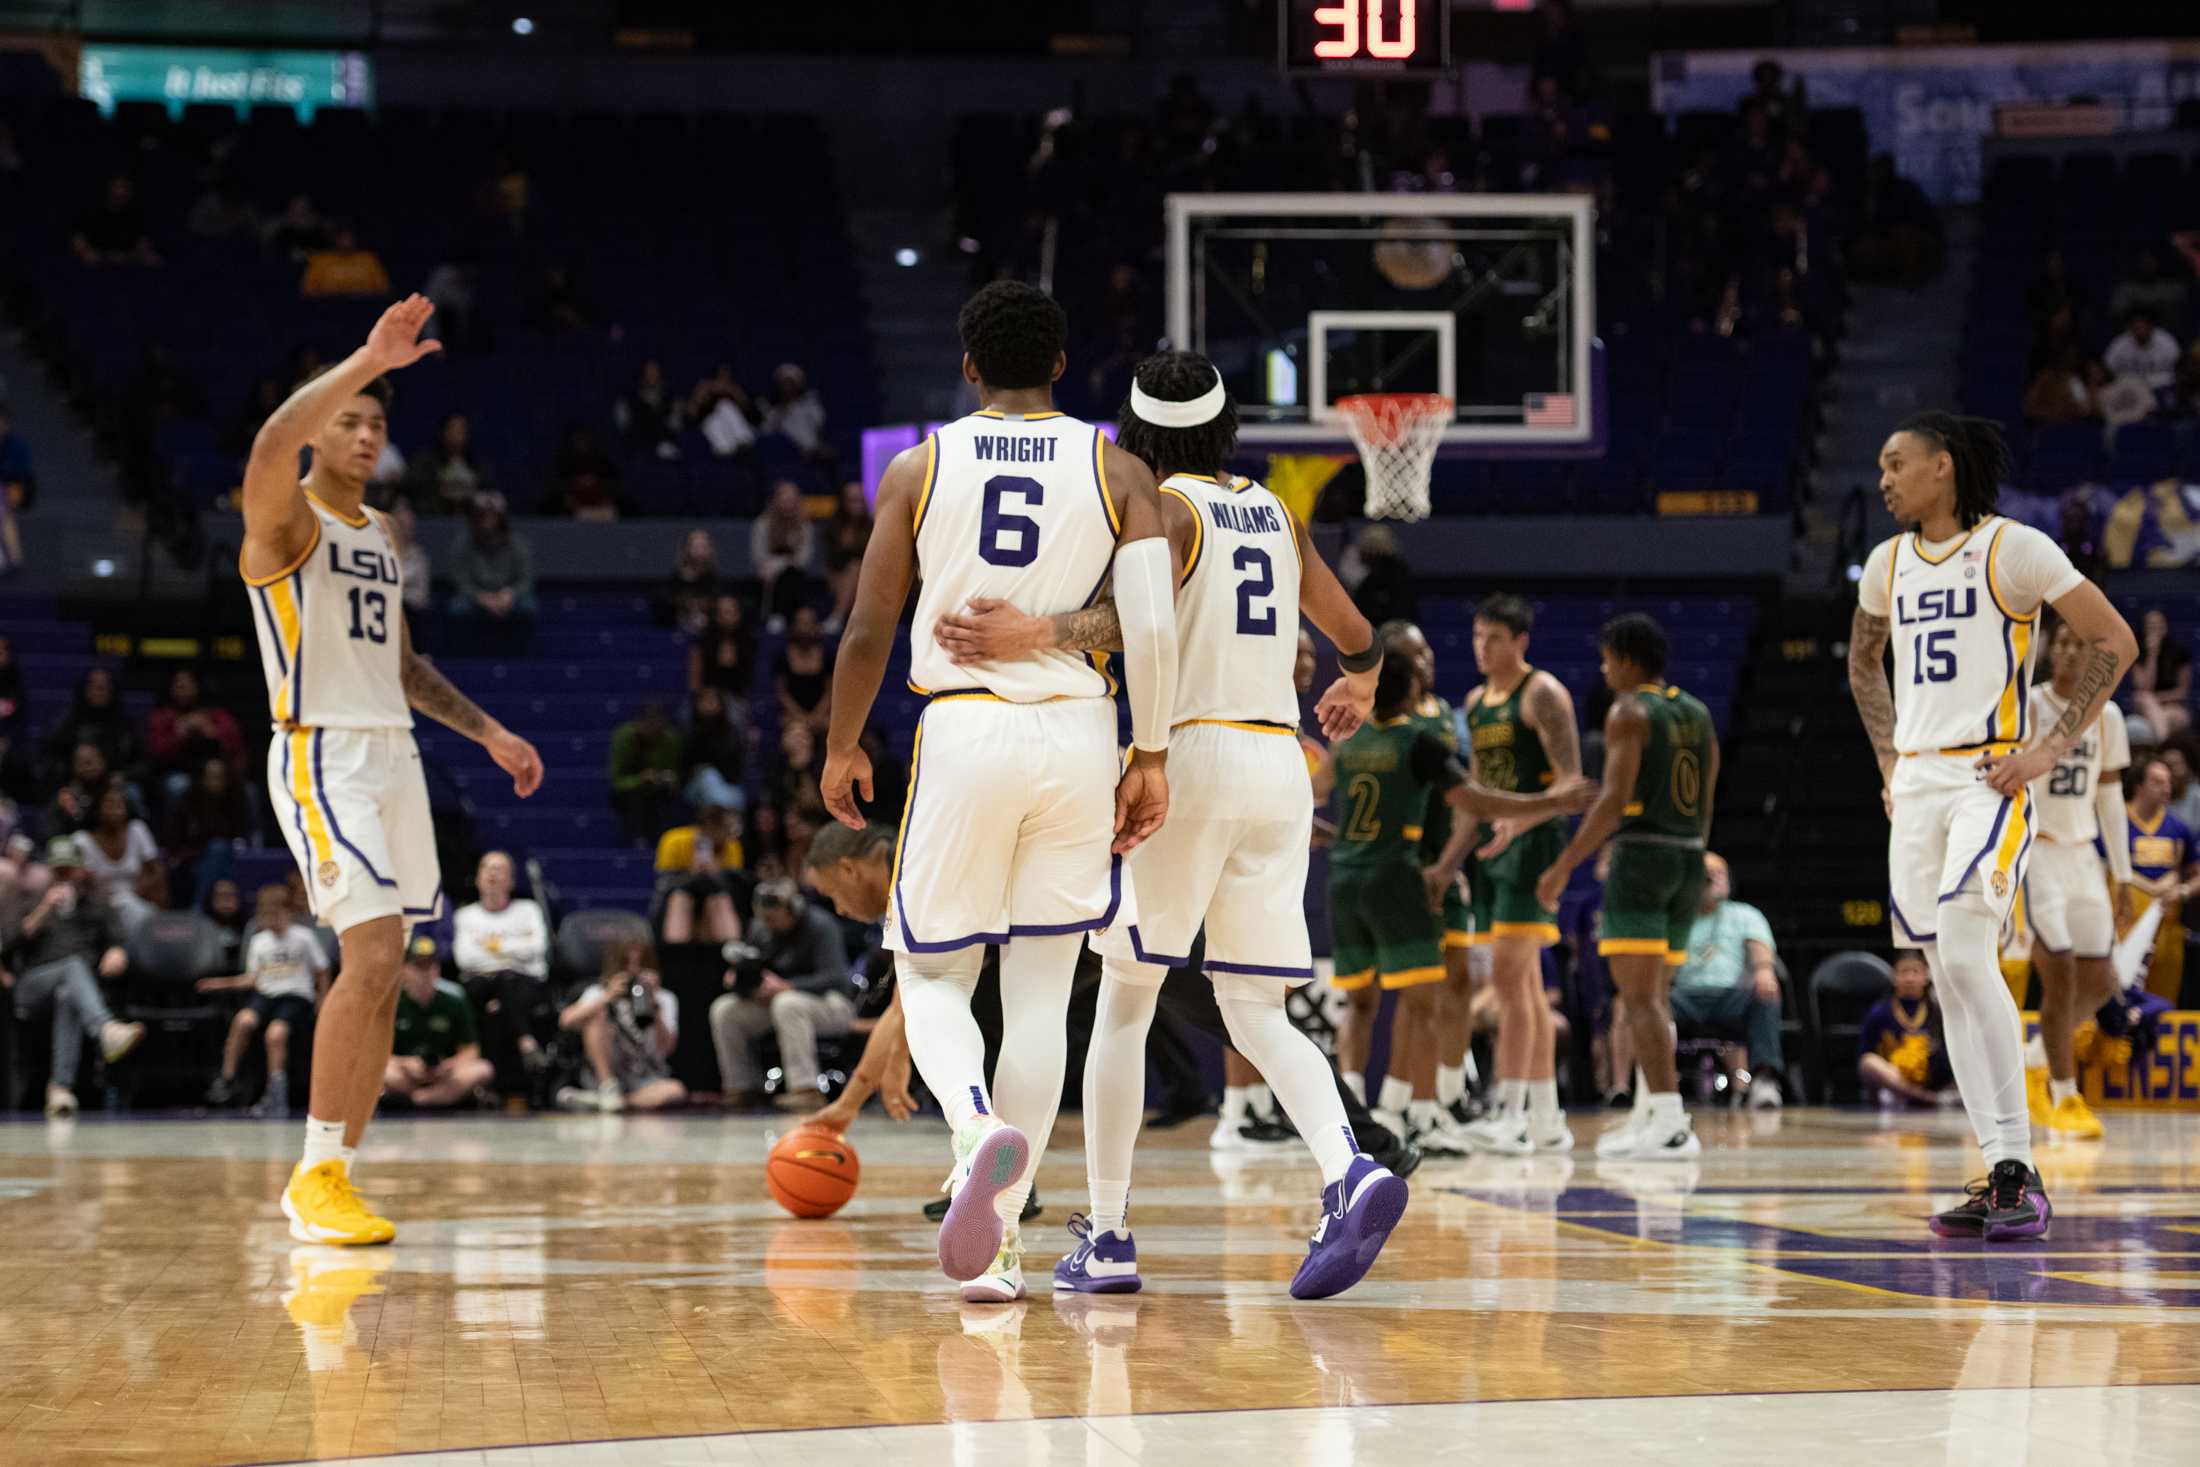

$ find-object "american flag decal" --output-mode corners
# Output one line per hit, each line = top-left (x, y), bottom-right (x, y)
(1524, 393), (1576, 427)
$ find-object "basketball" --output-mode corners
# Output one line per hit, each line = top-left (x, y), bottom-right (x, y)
(766, 1126), (861, 1219)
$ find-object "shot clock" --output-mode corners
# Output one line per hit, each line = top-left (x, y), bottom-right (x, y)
(1278, 0), (1452, 78)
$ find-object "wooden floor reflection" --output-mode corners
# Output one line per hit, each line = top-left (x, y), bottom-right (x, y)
(1, 1108), (2196, 1465)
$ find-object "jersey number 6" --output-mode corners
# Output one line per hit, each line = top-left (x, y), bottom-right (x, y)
(979, 475), (1043, 567)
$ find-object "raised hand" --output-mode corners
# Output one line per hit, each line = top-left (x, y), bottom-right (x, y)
(364, 294), (444, 372)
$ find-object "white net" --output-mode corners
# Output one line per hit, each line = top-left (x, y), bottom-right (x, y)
(1338, 393), (1451, 522)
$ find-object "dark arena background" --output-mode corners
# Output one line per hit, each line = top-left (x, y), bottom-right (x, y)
(1, 2), (2199, 1463)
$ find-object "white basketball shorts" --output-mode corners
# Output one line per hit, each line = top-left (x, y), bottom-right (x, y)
(1887, 751), (2035, 947)
(1091, 720), (1314, 986)
(2026, 837), (2114, 959)
(885, 694), (1130, 955)
(267, 726), (443, 936)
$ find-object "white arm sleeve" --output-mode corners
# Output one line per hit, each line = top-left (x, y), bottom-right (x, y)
(2099, 779), (2134, 884)
(1113, 536), (1179, 754)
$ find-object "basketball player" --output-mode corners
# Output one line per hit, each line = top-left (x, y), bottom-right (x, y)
(1458, 595), (1583, 1155)
(1532, 614), (1718, 1160)
(241, 296), (543, 1245)
(1850, 412), (2135, 1241)
(2020, 617), (2131, 1141)
(820, 282), (1179, 1300)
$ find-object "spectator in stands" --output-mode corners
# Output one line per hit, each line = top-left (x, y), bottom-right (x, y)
(775, 606), (835, 735)
(43, 667), (142, 793)
(163, 755), (249, 909)
(550, 425), (623, 521)
(1341, 524), (1417, 628)
(681, 686), (747, 813)
(45, 743), (112, 835)
(203, 876), (244, 969)
(555, 939), (687, 1113)
(2108, 247), (2190, 328)
(422, 255), (478, 350)
(1848, 154), (1940, 288)
(654, 802), (748, 944)
(446, 492), (537, 655)
(2104, 307), (2181, 398)
(664, 529), (718, 636)
(2, 835), (144, 1117)
(769, 721), (829, 824)
(197, 883), (329, 1114)
(451, 851), (553, 1099)
(753, 481), (818, 631)
(2022, 342), (2104, 426)
(615, 360), (684, 461)
(690, 363), (760, 463)
(708, 877), (854, 1111)
(147, 668), (243, 810)
(0, 403), (33, 511)
(300, 223), (391, 298)
(390, 498), (432, 644)
(823, 481), (871, 633)
(1667, 852), (1787, 1108)
(609, 699), (683, 844)
(763, 363), (831, 469)
(0, 634), (23, 742)
(2161, 744), (2200, 833)
(538, 262), (596, 336)
(1531, 0), (1592, 102)
(405, 412), (486, 515)
(2129, 609), (2193, 745)
(2026, 250), (2084, 333)
(385, 935), (496, 1110)
(72, 174), (159, 268)
(1858, 950), (1957, 1106)
(79, 787), (164, 935)
(263, 193), (329, 261)
(689, 593), (756, 696)
(1743, 57), (1804, 135)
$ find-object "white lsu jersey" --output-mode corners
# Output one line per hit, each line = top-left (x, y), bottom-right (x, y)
(1867, 516), (2079, 755)
(2028, 687), (2129, 844)
(244, 491), (412, 730)
(1159, 473), (1303, 728)
(906, 409), (1120, 703)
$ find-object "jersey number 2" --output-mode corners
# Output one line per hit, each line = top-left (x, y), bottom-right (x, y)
(980, 475), (1042, 567)
(1235, 547), (1276, 635)
(347, 587), (388, 645)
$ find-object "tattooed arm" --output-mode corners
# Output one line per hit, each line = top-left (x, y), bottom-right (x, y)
(1848, 607), (1897, 792)
(1524, 671), (1582, 780)
(1979, 580), (2136, 796)
(400, 618), (543, 796)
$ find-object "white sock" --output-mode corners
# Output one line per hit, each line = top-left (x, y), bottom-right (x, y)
(1219, 1084), (1250, 1122)
(1342, 1071), (1366, 1105)
(1436, 1063), (1467, 1106)
(2024, 1034), (2047, 1069)
(1219, 990), (1358, 1187)
(1646, 1091), (1685, 1126)
(896, 952), (992, 1131)
(1087, 966), (1161, 1230)
(991, 933), (1082, 1225)
(1246, 1082), (1274, 1118)
(1090, 1185), (1130, 1238)
(1378, 1075), (1413, 1115)
(1926, 908), (2033, 1170)
(1527, 1078), (1559, 1121)
(2049, 1077), (2078, 1105)
(339, 1145), (358, 1177)
(1498, 1079), (1526, 1114)
(301, 1116), (344, 1169)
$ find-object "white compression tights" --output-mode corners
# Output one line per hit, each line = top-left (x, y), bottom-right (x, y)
(895, 948), (990, 1129)
(1926, 896), (2033, 1169)
(989, 932), (1084, 1225)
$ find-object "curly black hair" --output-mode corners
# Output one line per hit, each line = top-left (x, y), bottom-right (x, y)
(1115, 350), (1238, 478)
(1895, 411), (2009, 531)
(1599, 611), (1669, 680)
(957, 280), (1068, 390)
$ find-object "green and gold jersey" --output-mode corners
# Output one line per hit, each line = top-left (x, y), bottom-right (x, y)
(1329, 716), (1465, 872)
(1411, 693), (1462, 863)
(1466, 668), (1555, 797)
(1619, 684), (1715, 842)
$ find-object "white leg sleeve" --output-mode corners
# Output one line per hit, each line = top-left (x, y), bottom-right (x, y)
(1215, 973), (1358, 1187)
(1087, 959), (1164, 1233)
(991, 932), (1083, 1224)
(1930, 898), (2034, 1170)
(895, 948), (990, 1131)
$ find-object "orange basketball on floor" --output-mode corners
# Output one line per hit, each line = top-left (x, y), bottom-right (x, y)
(766, 1126), (860, 1219)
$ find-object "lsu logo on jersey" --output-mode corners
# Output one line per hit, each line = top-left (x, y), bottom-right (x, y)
(1894, 588), (1977, 625)
(328, 541), (400, 586)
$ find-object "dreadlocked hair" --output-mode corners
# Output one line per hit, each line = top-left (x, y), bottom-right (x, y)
(1115, 350), (1239, 479)
(958, 281), (1068, 390)
(1897, 411), (2009, 530)
(1373, 650), (1417, 718)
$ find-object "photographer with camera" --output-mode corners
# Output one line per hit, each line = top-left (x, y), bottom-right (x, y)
(555, 938), (688, 1113)
(708, 876), (854, 1112)
(652, 803), (749, 944)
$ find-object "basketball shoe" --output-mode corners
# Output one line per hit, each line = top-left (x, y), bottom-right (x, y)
(282, 1160), (395, 1246)
(1466, 1107), (1534, 1157)
(1982, 1160), (2053, 1241)
(937, 1116), (1030, 1281)
(2024, 1066), (2051, 1126)
(1598, 1108), (1699, 1161)
(1289, 1154), (1409, 1300)
(1053, 1213), (1141, 1294)
(961, 1226), (1027, 1304)
(2045, 1092), (2103, 1140)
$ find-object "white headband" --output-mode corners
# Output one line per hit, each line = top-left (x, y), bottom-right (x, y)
(1130, 368), (1227, 429)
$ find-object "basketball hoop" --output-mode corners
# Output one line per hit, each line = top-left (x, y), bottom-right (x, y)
(1337, 393), (1451, 522)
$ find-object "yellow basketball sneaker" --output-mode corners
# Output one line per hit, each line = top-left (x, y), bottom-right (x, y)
(2025, 1066), (2051, 1126)
(2046, 1092), (2104, 1141)
(282, 1160), (396, 1245)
